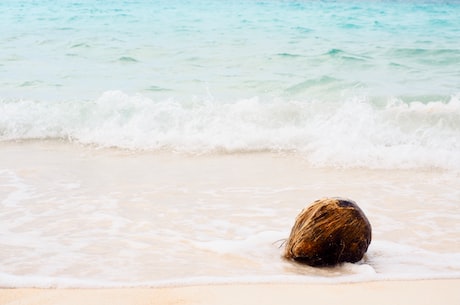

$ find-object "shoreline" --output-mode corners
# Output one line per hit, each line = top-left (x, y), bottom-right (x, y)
(1, 279), (459, 305)
(1, 140), (460, 286)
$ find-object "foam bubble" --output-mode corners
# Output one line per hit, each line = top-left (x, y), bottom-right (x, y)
(0, 169), (36, 207)
(367, 241), (460, 279)
(1, 91), (459, 171)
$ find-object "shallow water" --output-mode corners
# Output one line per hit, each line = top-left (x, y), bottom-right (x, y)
(2, 0), (459, 100)
(0, 141), (459, 287)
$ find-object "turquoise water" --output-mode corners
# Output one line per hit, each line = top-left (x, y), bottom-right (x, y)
(1, 0), (460, 168)
(2, 0), (459, 100)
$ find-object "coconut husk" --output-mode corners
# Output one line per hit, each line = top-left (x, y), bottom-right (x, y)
(284, 197), (371, 266)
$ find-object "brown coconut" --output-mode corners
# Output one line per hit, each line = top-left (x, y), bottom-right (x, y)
(284, 197), (371, 266)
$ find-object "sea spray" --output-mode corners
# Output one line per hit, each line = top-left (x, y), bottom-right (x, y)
(1, 92), (459, 170)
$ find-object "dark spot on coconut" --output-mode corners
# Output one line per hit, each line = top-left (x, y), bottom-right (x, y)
(336, 198), (356, 208)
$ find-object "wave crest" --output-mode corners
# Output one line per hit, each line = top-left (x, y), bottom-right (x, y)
(1, 91), (459, 170)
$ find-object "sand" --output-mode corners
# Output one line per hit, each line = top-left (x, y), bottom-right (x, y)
(1, 280), (459, 305)
(2, 142), (459, 304)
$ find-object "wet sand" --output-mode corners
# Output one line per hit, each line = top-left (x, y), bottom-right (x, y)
(1, 280), (459, 305)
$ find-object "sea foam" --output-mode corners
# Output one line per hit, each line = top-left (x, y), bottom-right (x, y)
(1, 91), (459, 171)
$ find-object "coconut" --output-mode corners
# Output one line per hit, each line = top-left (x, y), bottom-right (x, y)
(284, 197), (372, 266)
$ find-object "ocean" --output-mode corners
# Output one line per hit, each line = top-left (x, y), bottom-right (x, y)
(1, 0), (459, 287)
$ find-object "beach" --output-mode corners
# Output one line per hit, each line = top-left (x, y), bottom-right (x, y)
(1, 0), (459, 300)
(1, 140), (459, 287)
(1, 280), (460, 305)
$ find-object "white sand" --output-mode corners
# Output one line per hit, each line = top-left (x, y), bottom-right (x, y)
(1, 280), (459, 305)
